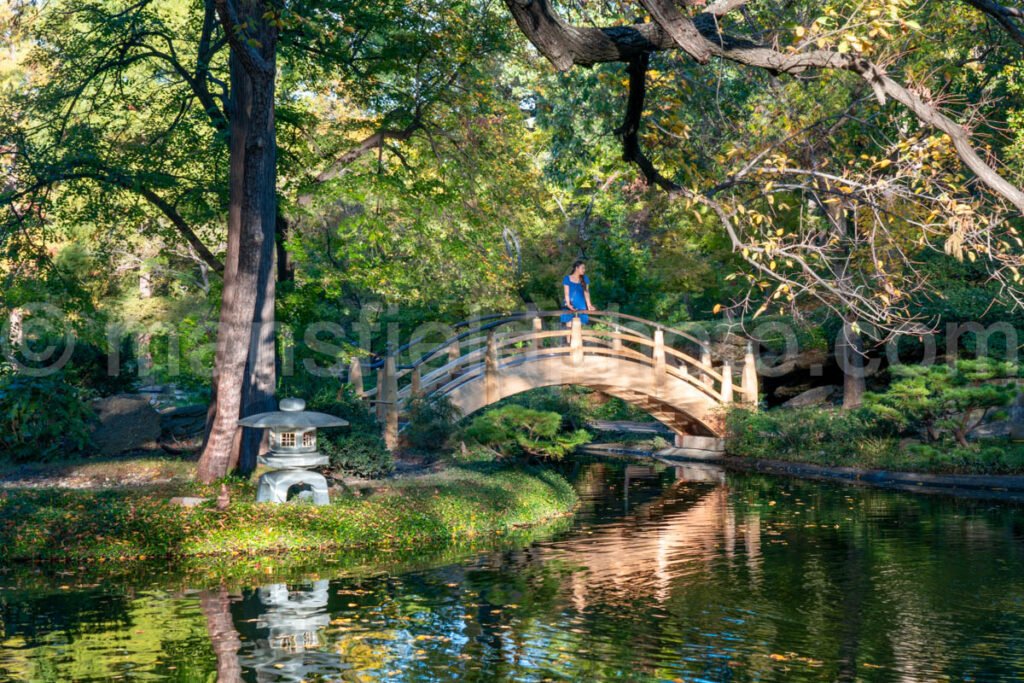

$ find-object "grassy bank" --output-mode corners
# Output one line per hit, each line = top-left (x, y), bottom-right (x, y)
(726, 406), (1024, 475)
(0, 464), (577, 564)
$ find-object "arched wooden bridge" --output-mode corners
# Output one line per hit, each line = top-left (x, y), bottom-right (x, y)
(350, 311), (758, 449)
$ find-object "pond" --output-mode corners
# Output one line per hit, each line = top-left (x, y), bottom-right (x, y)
(3, 460), (1024, 681)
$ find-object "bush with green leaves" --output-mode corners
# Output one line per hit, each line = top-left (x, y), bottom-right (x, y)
(320, 433), (394, 479)
(499, 386), (600, 430)
(863, 359), (1020, 446)
(463, 405), (591, 462)
(726, 405), (876, 466)
(0, 372), (95, 462)
(403, 394), (461, 452)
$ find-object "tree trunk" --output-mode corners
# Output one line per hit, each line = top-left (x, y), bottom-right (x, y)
(276, 208), (294, 283)
(841, 320), (865, 409)
(234, 229), (276, 475)
(197, 33), (277, 483)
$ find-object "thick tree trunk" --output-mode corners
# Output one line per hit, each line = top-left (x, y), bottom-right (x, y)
(197, 33), (277, 482)
(234, 230), (276, 475)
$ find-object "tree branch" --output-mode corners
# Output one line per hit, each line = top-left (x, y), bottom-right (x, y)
(614, 53), (681, 191)
(636, 0), (711, 63)
(962, 0), (1024, 47)
(503, 0), (1024, 212)
(297, 120), (423, 206)
(9, 166), (224, 273)
(212, 0), (274, 77)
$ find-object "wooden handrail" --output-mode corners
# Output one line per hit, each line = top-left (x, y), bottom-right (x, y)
(367, 309), (715, 370)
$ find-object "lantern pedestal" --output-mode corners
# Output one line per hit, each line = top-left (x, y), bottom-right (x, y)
(256, 468), (330, 506)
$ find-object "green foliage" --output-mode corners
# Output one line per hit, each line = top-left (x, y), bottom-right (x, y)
(726, 405), (876, 467)
(863, 359), (1019, 445)
(0, 373), (95, 462)
(321, 433), (394, 479)
(729, 395), (1024, 475)
(498, 386), (590, 431)
(463, 405), (591, 462)
(404, 395), (461, 452)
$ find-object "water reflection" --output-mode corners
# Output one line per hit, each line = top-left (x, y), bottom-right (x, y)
(5, 461), (1024, 682)
(237, 581), (334, 682)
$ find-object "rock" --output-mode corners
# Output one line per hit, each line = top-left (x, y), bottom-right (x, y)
(91, 394), (162, 455)
(759, 348), (829, 374)
(969, 420), (1012, 440)
(782, 385), (838, 408)
(160, 404), (208, 438)
(169, 496), (207, 508)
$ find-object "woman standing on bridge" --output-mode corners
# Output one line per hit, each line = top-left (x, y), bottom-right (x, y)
(560, 259), (593, 328)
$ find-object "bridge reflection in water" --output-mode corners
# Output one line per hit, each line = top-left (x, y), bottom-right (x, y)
(521, 462), (762, 610)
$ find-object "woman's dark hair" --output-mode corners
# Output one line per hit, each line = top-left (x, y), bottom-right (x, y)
(569, 259), (587, 291)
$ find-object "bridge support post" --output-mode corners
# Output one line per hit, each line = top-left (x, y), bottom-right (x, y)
(700, 347), (713, 388)
(383, 353), (399, 450)
(611, 323), (622, 352)
(532, 316), (543, 353)
(721, 361), (734, 403)
(447, 337), (460, 382)
(485, 329), (499, 404)
(569, 316), (583, 366)
(411, 366), (422, 398)
(741, 342), (758, 406)
(348, 358), (364, 397)
(653, 328), (666, 393)
(375, 367), (385, 422)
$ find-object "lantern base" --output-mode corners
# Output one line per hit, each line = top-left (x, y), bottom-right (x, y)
(256, 469), (330, 506)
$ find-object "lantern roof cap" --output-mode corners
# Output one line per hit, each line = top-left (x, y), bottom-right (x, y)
(237, 397), (349, 429)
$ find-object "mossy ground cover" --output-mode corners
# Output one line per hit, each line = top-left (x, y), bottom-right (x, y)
(0, 463), (577, 566)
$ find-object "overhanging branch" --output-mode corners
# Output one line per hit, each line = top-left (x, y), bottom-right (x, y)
(503, 0), (1024, 212)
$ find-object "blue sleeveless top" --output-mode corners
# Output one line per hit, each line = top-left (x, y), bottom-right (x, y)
(560, 274), (590, 324)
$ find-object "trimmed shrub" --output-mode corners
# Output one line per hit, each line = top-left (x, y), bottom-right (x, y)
(863, 358), (1019, 446)
(726, 405), (876, 466)
(463, 405), (591, 462)
(321, 433), (393, 479)
(404, 395), (461, 452)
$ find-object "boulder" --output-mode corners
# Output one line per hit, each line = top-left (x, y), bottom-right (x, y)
(160, 404), (208, 438)
(969, 420), (1012, 440)
(782, 385), (838, 409)
(91, 394), (162, 455)
(169, 496), (207, 508)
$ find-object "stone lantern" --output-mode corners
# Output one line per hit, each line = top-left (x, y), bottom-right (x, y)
(238, 397), (348, 505)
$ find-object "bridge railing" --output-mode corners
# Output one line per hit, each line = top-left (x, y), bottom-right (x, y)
(350, 311), (759, 446)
